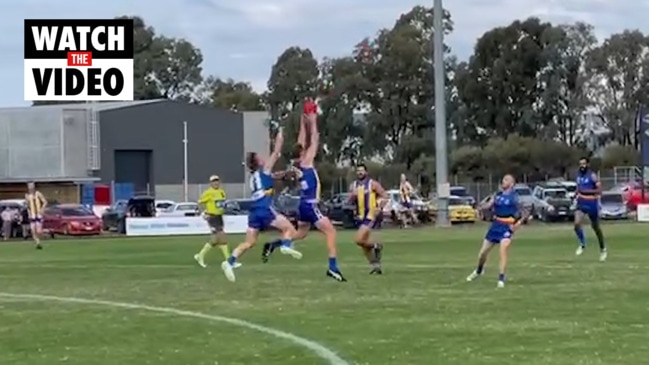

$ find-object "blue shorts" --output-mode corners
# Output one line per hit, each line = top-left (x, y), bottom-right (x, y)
(402, 201), (412, 209)
(577, 200), (599, 220)
(30, 217), (42, 223)
(247, 207), (276, 231)
(298, 201), (324, 225)
(485, 222), (513, 244)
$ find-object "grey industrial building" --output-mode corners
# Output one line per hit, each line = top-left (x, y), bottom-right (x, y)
(0, 100), (269, 202)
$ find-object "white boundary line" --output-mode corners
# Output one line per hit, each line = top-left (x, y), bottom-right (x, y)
(0, 292), (350, 365)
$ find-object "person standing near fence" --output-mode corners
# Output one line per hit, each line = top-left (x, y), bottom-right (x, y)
(193, 175), (241, 269)
(25, 182), (46, 249)
(1, 207), (13, 241)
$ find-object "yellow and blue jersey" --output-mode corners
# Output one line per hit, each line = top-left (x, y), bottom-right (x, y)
(400, 183), (411, 203)
(25, 192), (44, 220)
(354, 179), (378, 221)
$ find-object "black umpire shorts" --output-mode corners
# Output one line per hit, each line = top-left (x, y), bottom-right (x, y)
(206, 215), (224, 233)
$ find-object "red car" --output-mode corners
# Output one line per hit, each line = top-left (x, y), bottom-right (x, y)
(43, 205), (102, 236)
(626, 186), (649, 210)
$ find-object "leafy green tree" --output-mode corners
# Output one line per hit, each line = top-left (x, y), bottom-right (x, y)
(201, 77), (264, 111)
(266, 47), (319, 159)
(585, 30), (649, 146)
(538, 22), (597, 144)
(354, 6), (453, 168)
(318, 57), (366, 164)
(148, 36), (203, 100)
(456, 17), (560, 143)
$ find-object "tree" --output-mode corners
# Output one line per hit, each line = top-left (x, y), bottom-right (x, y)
(355, 6), (453, 168)
(266, 47), (319, 159)
(201, 77), (264, 111)
(147, 36), (203, 100)
(585, 30), (649, 146)
(318, 57), (365, 164)
(456, 17), (561, 143)
(537, 22), (597, 145)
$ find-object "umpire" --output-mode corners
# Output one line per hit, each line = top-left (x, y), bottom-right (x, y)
(193, 175), (240, 268)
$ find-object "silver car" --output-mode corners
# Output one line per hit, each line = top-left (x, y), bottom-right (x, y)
(600, 192), (628, 220)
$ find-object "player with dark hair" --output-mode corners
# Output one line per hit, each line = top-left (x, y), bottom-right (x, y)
(262, 102), (345, 282)
(349, 164), (388, 274)
(466, 174), (527, 288)
(574, 157), (607, 261)
(220, 128), (301, 282)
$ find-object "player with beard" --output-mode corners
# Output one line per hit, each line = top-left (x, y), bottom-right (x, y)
(349, 164), (388, 274)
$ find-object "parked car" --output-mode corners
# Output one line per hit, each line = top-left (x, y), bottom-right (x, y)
(223, 199), (254, 215)
(532, 184), (574, 222)
(155, 200), (175, 213)
(547, 178), (578, 200)
(625, 185), (649, 210)
(430, 196), (476, 223)
(322, 193), (357, 229)
(43, 205), (102, 236)
(513, 184), (536, 210)
(158, 202), (200, 217)
(383, 189), (430, 224)
(450, 186), (476, 207)
(600, 192), (628, 220)
(102, 196), (155, 233)
(274, 194), (300, 227)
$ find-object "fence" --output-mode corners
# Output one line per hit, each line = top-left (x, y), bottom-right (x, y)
(88, 166), (640, 205)
(318, 168), (638, 203)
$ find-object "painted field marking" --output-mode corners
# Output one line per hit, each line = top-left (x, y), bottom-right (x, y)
(0, 292), (350, 365)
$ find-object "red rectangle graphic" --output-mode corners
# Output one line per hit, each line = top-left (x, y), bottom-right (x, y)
(67, 51), (92, 66)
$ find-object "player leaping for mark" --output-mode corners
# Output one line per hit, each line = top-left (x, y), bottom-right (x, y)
(262, 101), (346, 282)
(574, 157), (607, 261)
(220, 128), (301, 282)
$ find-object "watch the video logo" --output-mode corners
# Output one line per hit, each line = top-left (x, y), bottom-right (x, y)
(24, 19), (134, 101)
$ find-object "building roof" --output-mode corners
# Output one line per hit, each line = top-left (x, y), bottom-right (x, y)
(0, 99), (164, 112)
(0, 177), (100, 183)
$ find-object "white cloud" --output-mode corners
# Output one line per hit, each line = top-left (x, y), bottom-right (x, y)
(1, 0), (647, 105)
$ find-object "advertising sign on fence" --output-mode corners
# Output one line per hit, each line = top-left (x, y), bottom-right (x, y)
(125, 216), (248, 236)
(637, 204), (649, 222)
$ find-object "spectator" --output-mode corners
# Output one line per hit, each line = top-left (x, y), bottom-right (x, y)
(20, 207), (30, 239)
(1, 208), (13, 241)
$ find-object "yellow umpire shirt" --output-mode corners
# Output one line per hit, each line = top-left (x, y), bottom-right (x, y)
(198, 187), (226, 216)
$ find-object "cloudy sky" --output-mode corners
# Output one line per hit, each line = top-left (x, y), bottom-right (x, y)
(1, 0), (646, 106)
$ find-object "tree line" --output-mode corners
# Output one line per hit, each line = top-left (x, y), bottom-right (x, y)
(34, 9), (647, 182)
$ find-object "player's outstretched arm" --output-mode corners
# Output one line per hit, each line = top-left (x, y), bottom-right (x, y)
(302, 113), (319, 167)
(264, 128), (284, 173)
(297, 114), (307, 149)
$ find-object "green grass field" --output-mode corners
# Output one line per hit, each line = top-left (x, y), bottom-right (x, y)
(1, 223), (648, 365)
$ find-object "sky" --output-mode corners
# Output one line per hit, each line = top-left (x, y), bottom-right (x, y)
(2, 0), (647, 107)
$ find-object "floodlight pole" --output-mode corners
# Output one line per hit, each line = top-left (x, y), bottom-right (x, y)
(183, 121), (189, 202)
(434, 0), (450, 226)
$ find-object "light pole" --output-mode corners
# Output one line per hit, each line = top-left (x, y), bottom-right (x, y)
(433, 0), (450, 226)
